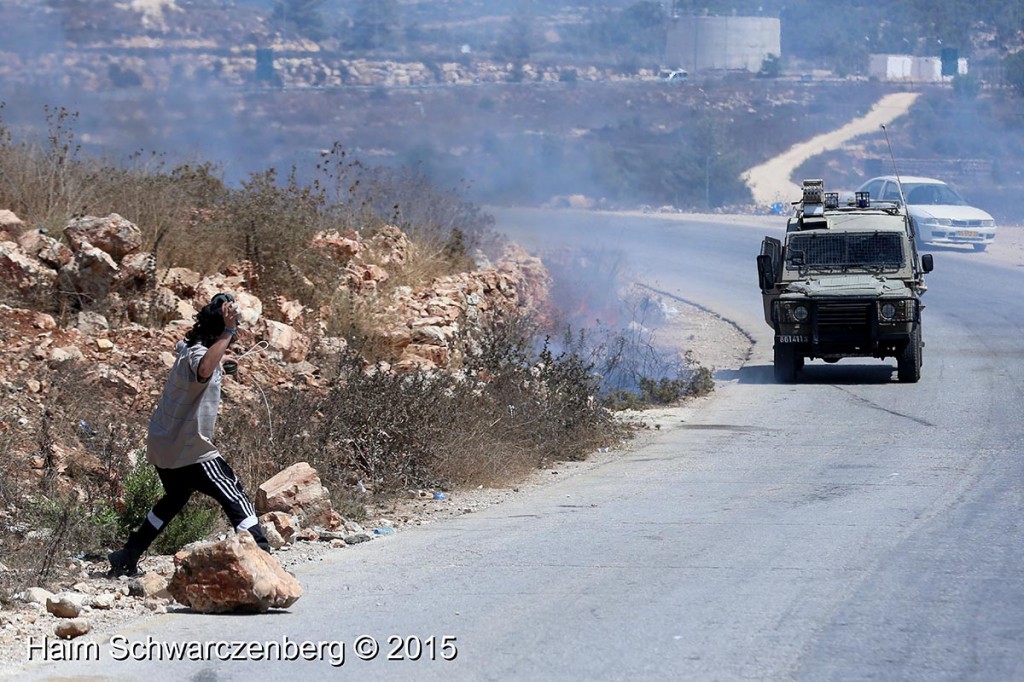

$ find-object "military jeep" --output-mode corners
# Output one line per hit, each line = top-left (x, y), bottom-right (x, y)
(757, 179), (934, 383)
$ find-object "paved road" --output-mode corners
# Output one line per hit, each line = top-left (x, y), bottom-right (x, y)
(17, 211), (1024, 681)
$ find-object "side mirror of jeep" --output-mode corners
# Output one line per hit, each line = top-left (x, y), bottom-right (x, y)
(921, 253), (934, 273)
(756, 254), (775, 291)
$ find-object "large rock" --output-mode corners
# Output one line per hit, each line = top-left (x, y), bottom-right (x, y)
(64, 214), (142, 260)
(17, 229), (73, 268)
(168, 533), (302, 613)
(259, 511), (299, 547)
(20, 587), (55, 606)
(46, 593), (85, 618)
(256, 462), (334, 527)
(0, 241), (58, 292)
(260, 319), (309, 363)
(129, 572), (171, 600)
(117, 251), (154, 288)
(54, 619), (90, 639)
(63, 243), (119, 301)
(312, 230), (360, 262)
(0, 209), (26, 237)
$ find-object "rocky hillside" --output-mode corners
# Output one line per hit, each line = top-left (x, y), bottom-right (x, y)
(0, 209), (551, 501)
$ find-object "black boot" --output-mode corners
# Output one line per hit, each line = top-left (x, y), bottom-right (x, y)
(109, 518), (161, 577)
(107, 547), (142, 577)
(247, 525), (273, 554)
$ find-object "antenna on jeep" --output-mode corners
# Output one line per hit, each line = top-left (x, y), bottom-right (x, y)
(880, 124), (907, 207)
(882, 123), (925, 263)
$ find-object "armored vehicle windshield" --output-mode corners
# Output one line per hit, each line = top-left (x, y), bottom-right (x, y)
(785, 231), (905, 272)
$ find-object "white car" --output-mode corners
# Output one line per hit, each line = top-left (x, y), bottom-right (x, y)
(658, 69), (689, 83)
(857, 176), (997, 251)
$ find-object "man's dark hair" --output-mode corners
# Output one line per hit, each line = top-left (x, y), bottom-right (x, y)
(185, 293), (234, 348)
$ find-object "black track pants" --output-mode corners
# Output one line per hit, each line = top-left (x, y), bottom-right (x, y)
(137, 456), (270, 552)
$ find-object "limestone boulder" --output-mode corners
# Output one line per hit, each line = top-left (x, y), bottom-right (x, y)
(256, 462), (334, 527)
(0, 209), (26, 237)
(129, 572), (171, 599)
(46, 592), (85, 618)
(17, 229), (73, 269)
(169, 533), (302, 613)
(117, 251), (154, 288)
(54, 619), (91, 639)
(0, 241), (58, 292)
(63, 243), (119, 301)
(312, 230), (360, 262)
(260, 319), (308, 363)
(64, 213), (142, 260)
(259, 511), (300, 547)
(160, 267), (202, 297)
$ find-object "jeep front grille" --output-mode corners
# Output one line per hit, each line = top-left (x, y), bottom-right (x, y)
(816, 301), (871, 326)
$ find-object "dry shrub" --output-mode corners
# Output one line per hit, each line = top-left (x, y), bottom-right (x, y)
(0, 110), (493, 320)
(0, 363), (144, 599)
(219, 314), (621, 504)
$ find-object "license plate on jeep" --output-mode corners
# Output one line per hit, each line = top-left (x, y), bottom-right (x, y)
(778, 335), (809, 343)
(957, 230), (979, 238)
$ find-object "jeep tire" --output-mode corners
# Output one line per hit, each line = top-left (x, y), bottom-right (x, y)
(774, 343), (799, 383)
(897, 325), (922, 383)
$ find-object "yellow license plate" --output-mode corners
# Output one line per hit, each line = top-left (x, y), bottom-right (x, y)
(957, 230), (979, 238)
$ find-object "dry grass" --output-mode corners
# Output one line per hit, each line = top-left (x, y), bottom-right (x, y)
(0, 112), (492, 319)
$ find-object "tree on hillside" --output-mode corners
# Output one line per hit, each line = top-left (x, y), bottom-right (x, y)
(584, 1), (667, 67)
(346, 0), (400, 51)
(272, 0), (328, 42)
(1004, 51), (1024, 97)
(495, 13), (533, 64)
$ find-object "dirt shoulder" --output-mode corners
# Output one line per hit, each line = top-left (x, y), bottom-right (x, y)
(980, 223), (1024, 268)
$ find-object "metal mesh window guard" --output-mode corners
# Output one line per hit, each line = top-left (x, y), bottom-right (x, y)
(787, 233), (904, 268)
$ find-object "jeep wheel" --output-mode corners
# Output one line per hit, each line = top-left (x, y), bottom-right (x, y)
(774, 344), (799, 383)
(897, 325), (922, 383)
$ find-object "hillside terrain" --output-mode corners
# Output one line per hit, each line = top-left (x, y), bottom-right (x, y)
(2, 0), (1023, 220)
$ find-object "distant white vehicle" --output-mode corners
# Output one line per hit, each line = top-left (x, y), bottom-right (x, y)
(659, 68), (689, 83)
(857, 175), (996, 251)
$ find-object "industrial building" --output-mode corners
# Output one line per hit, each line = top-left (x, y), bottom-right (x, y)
(868, 54), (969, 81)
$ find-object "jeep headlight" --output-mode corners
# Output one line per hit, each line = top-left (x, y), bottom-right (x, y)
(878, 300), (912, 322)
(774, 301), (810, 324)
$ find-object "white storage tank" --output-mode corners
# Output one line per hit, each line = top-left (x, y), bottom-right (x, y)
(665, 16), (782, 73)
